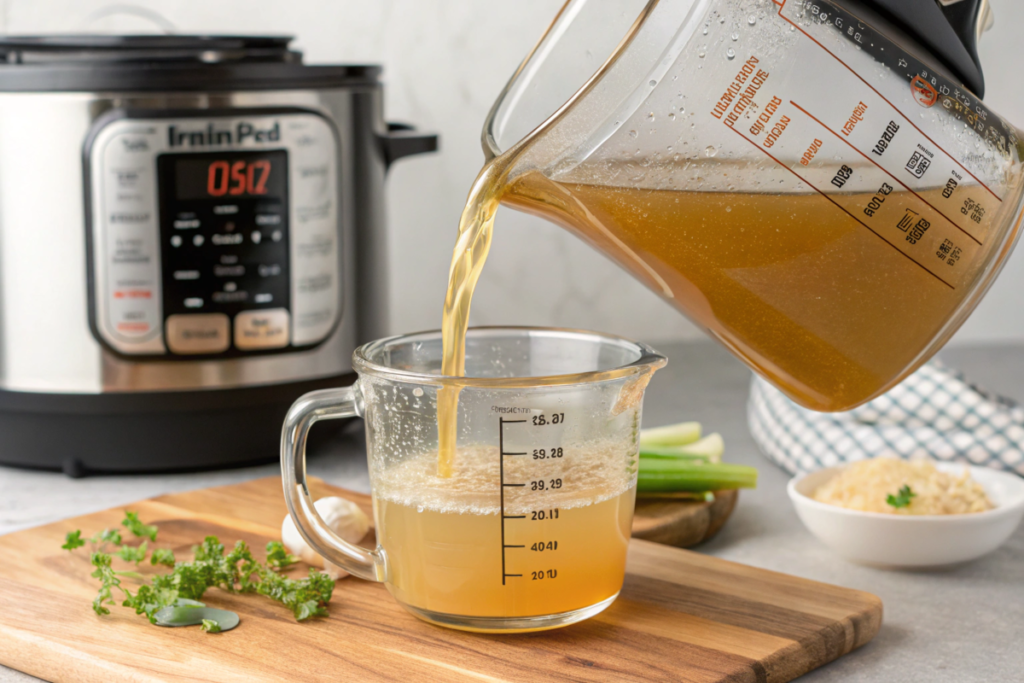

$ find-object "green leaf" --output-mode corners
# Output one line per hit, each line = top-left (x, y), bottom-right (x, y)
(886, 485), (917, 509)
(117, 541), (148, 565)
(193, 536), (226, 562)
(92, 528), (123, 546)
(265, 541), (299, 570)
(62, 530), (85, 551)
(122, 511), (158, 542)
(92, 593), (111, 616)
(150, 548), (176, 568)
(123, 584), (180, 623)
(295, 600), (318, 621)
(200, 619), (222, 633)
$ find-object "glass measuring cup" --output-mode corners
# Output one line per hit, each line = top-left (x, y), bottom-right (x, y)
(477, 0), (1024, 413)
(281, 327), (665, 633)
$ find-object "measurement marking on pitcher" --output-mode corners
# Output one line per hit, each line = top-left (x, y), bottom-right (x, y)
(499, 415), (564, 585)
(499, 417), (528, 584)
(789, 100), (984, 245)
(727, 124), (956, 290)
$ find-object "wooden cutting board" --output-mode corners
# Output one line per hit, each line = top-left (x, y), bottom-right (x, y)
(632, 490), (739, 547)
(0, 477), (881, 683)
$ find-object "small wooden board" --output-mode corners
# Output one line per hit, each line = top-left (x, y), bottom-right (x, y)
(632, 490), (739, 547)
(0, 477), (881, 683)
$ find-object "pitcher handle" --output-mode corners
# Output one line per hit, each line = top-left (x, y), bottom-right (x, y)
(281, 386), (386, 582)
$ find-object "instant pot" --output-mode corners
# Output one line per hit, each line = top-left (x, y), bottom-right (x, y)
(0, 35), (437, 475)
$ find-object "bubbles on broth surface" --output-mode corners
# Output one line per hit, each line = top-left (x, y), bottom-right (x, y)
(375, 443), (635, 516)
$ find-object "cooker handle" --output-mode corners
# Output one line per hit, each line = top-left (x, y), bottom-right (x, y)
(381, 122), (439, 169)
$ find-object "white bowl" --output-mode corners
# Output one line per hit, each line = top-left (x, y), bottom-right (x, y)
(788, 462), (1024, 568)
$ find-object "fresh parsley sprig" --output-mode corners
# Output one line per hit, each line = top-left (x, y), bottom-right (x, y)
(886, 484), (917, 509)
(64, 513), (335, 629)
(117, 541), (148, 565)
(151, 548), (176, 567)
(62, 530), (85, 551)
(122, 511), (158, 542)
(93, 528), (123, 546)
(265, 541), (299, 570)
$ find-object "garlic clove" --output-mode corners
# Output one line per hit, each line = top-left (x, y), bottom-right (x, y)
(281, 496), (371, 579)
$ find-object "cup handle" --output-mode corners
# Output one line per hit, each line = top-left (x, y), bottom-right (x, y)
(281, 386), (386, 582)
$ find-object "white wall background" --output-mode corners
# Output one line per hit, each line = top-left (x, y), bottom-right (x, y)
(0, 0), (1021, 346)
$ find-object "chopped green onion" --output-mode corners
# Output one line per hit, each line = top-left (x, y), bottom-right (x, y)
(639, 421), (702, 448)
(640, 433), (724, 463)
(636, 491), (716, 502)
(638, 458), (758, 492)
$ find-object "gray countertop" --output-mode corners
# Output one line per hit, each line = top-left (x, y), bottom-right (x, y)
(1, 341), (1021, 682)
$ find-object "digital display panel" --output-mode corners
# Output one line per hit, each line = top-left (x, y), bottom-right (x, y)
(172, 150), (287, 201)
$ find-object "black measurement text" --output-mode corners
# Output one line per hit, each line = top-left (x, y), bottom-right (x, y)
(530, 478), (563, 491)
(531, 509), (560, 521)
(531, 541), (558, 552)
(532, 447), (564, 460)
(831, 164), (853, 189)
(863, 182), (893, 217)
(531, 569), (558, 580)
(871, 120), (900, 156)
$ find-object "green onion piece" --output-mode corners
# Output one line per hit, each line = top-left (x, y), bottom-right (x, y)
(640, 433), (724, 463)
(636, 491), (715, 502)
(637, 458), (758, 492)
(639, 421), (702, 448)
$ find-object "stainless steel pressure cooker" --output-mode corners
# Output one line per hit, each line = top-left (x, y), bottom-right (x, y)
(0, 35), (437, 475)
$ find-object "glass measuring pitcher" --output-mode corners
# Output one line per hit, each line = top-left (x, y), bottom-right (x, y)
(478, 0), (1024, 412)
(281, 327), (665, 633)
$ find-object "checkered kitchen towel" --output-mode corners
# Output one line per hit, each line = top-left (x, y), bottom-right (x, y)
(748, 361), (1024, 476)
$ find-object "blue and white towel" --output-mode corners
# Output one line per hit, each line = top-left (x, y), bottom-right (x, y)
(749, 361), (1024, 477)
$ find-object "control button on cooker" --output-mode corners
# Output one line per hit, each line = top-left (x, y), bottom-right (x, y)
(234, 309), (290, 350)
(214, 264), (245, 277)
(212, 233), (243, 245)
(166, 313), (230, 355)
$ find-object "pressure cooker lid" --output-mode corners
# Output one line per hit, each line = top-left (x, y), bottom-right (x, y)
(0, 34), (380, 92)
(0, 34), (301, 63)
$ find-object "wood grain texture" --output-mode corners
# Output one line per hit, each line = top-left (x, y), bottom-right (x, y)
(632, 490), (739, 547)
(0, 477), (882, 683)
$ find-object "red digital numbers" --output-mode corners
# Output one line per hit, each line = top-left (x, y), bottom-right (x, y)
(206, 159), (272, 197)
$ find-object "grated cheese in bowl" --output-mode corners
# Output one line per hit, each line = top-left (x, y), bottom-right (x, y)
(813, 458), (994, 515)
